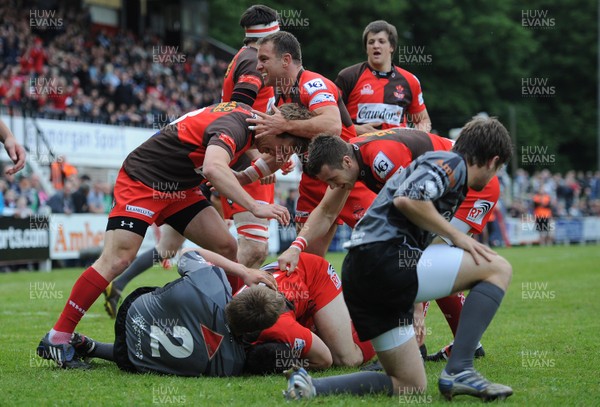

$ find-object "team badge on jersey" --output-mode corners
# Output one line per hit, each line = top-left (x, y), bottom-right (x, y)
(394, 85), (405, 101)
(303, 78), (326, 95)
(373, 151), (395, 180)
(200, 324), (224, 360)
(466, 200), (495, 225)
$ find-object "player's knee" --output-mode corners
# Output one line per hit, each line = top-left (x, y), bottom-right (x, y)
(216, 236), (238, 261)
(491, 256), (512, 288)
(331, 350), (363, 367)
(239, 240), (268, 268)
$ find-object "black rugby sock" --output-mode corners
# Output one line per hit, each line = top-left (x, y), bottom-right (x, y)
(445, 281), (505, 374)
(314, 371), (394, 396)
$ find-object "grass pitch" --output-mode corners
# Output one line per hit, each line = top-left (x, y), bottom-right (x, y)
(1, 244), (599, 406)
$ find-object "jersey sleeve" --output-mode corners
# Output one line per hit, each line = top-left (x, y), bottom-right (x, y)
(205, 111), (251, 159)
(394, 153), (466, 202)
(300, 76), (339, 111)
(405, 72), (427, 115)
(453, 176), (500, 234)
(256, 311), (313, 358)
(230, 55), (263, 107)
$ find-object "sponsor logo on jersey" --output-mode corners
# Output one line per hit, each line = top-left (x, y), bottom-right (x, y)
(356, 103), (403, 125)
(360, 84), (374, 95)
(466, 199), (495, 224)
(327, 264), (342, 289)
(394, 85), (405, 100)
(373, 151), (395, 180)
(309, 92), (335, 107)
(218, 133), (237, 154)
(303, 78), (326, 95)
(125, 205), (155, 218)
(293, 338), (306, 353)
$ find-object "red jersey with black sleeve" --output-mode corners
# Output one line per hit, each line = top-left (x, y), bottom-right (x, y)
(275, 69), (357, 141)
(336, 62), (426, 129)
(123, 102), (255, 191)
(351, 128), (499, 234)
(221, 46), (275, 113)
(234, 253), (341, 357)
(351, 128), (454, 192)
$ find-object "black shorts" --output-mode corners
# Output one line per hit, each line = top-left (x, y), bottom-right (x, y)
(342, 241), (419, 342)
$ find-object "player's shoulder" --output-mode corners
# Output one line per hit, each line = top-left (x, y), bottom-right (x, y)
(393, 65), (421, 83)
(337, 62), (368, 78)
(300, 70), (336, 90)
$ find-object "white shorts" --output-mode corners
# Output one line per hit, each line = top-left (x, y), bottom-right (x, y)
(371, 325), (415, 352)
(414, 244), (464, 303)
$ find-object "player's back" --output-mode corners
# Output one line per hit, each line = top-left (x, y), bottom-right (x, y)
(124, 263), (245, 377)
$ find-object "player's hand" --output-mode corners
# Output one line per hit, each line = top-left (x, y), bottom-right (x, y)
(251, 203), (290, 225)
(280, 158), (296, 175)
(355, 123), (383, 135)
(242, 267), (277, 291)
(247, 106), (287, 139)
(451, 233), (497, 265)
(259, 174), (276, 185)
(3, 137), (26, 175)
(278, 246), (301, 274)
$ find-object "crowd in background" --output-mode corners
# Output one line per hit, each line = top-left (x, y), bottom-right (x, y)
(0, 4), (228, 127)
(1, 3), (599, 222)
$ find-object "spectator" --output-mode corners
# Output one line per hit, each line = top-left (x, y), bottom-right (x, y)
(46, 179), (75, 214)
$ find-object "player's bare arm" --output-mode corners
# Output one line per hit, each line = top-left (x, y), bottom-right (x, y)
(181, 247), (277, 290)
(411, 109), (432, 133)
(248, 105), (341, 139)
(393, 197), (496, 265)
(278, 187), (350, 273)
(203, 145), (291, 225)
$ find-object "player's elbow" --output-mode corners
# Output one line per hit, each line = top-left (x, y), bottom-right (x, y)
(201, 162), (220, 182)
(309, 353), (333, 370)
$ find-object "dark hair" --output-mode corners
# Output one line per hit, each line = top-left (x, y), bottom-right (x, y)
(244, 342), (303, 375)
(362, 20), (398, 52)
(225, 286), (284, 336)
(239, 5), (279, 45)
(305, 134), (353, 178)
(452, 117), (513, 168)
(257, 31), (302, 63)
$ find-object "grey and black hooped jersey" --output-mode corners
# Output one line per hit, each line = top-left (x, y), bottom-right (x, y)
(124, 252), (245, 377)
(349, 151), (468, 249)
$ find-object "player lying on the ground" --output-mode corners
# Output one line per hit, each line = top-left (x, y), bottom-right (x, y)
(282, 117), (514, 402)
(36, 101), (312, 369)
(230, 252), (375, 370)
(279, 127), (500, 360)
(62, 250), (374, 375)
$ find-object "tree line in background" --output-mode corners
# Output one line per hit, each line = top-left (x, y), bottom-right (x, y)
(207, 0), (597, 174)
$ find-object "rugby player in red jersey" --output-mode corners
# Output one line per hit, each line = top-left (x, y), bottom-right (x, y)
(36, 102), (310, 368)
(247, 31), (376, 257)
(336, 20), (431, 134)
